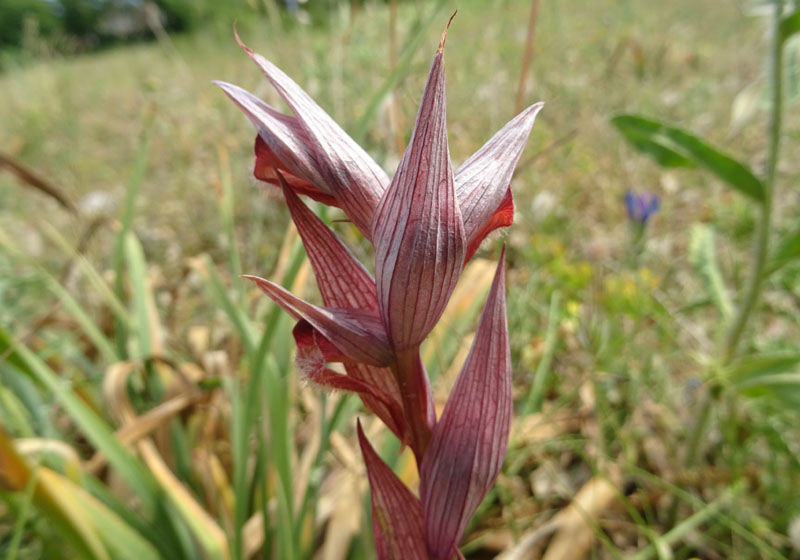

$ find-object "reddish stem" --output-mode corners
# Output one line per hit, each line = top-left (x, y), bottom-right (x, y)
(392, 349), (435, 462)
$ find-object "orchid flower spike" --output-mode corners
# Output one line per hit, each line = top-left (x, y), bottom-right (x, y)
(218, 18), (542, 559)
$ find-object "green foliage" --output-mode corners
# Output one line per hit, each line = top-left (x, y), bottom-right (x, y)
(611, 114), (765, 201)
(778, 7), (800, 44)
(60, 0), (108, 38)
(768, 218), (800, 273)
(154, 0), (260, 33)
(0, 0), (61, 49)
(729, 352), (800, 407)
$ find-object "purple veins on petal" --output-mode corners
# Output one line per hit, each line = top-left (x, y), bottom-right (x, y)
(244, 275), (392, 367)
(280, 181), (407, 434)
(372, 27), (466, 352)
(279, 177), (408, 439)
(213, 81), (329, 193)
(419, 248), (512, 560)
(233, 30), (389, 238)
(357, 421), (429, 560)
(455, 102), (543, 259)
(293, 321), (406, 437)
(279, 177), (378, 311)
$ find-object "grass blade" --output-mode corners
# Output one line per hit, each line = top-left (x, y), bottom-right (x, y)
(36, 222), (132, 328)
(522, 290), (561, 416)
(2, 327), (161, 514)
(113, 109), (156, 357)
(123, 232), (156, 359)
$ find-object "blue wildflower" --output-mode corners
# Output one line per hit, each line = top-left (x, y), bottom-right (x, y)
(624, 190), (660, 225)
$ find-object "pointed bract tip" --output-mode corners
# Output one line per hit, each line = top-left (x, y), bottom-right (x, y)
(438, 11), (457, 54)
(233, 24), (254, 55)
(356, 418), (369, 449)
(528, 100), (545, 113)
(273, 167), (292, 192)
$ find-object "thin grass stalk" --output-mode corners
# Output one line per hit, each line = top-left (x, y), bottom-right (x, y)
(352, 0), (447, 143)
(256, 431), (272, 560)
(522, 290), (561, 415)
(6, 464), (39, 560)
(389, 0), (405, 156)
(218, 145), (244, 306)
(722, 0), (784, 364)
(124, 233), (153, 360)
(230, 375), (248, 560)
(294, 394), (356, 559)
(263, 355), (296, 560)
(83, 476), (184, 558)
(256, 430), (274, 560)
(37, 223), (132, 329)
(630, 482), (746, 560)
(685, 0), (785, 475)
(515, 0), (541, 114)
(0, 231), (119, 363)
(631, 469), (784, 559)
(232, 238), (306, 559)
(113, 110), (155, 358)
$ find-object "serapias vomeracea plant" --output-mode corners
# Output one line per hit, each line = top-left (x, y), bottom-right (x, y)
(215, 18), (543, 559)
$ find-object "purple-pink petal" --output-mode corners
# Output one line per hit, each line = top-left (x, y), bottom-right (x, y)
(214, 81), (329, 191)
(419, 248), (511, 560)
(234, 31), (389, 238)
(280, 185), (407, 437)
(372, 32), (466, 352)
(357, 421), (429, 560)
(280, 180), (378, 311)
(244, 275), (392, 367)
(293, 321), (406, 437)
(454, 102), (543, 252)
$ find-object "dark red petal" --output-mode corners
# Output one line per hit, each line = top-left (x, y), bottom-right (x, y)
(345, 363), (406, 440)
(357, 421), (429, 560)
(253, 136), (340, 207)
(293, 322), (405, 437)
(455, 102), (543, 255)
(234, 32), (389, 238)
(463, 188), (514, 263)
(244, 275), (392, 367)
(419, 249), (511, 559)
(372, 32), (466, 352)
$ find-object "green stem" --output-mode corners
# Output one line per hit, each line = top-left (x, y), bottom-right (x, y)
(666, 387), (715, 528)
(687, 0), (784, 460)
(686, 389), (714, 466)
(678, 2), (785, 525)
(722, 0), (784, 364)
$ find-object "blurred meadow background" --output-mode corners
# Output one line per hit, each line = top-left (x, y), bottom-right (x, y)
(1, 0), (800, 558)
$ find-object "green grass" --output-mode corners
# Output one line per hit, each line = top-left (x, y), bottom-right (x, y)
(1, 0), (800, 558)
